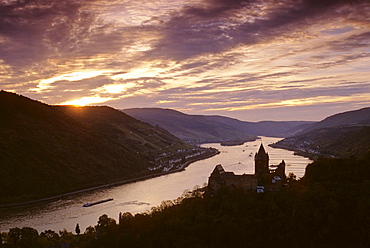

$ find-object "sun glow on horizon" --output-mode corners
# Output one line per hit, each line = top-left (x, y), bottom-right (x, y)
(1, 0), (369, 121)
(59, 96), (113, 106)
(92, 83), (137, 94)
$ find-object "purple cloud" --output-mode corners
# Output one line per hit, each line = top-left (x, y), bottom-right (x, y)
(143, 0), (369, 61)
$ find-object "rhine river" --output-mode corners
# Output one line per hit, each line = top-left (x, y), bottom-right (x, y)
(0, 137), (311, 233)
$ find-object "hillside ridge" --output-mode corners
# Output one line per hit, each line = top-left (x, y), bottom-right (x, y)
(0, 91), (208, 204)
(271, 107), (370, 159)
(123, 108), (314, 142)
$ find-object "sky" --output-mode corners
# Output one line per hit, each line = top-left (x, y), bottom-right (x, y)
(0, 0), (369, 121)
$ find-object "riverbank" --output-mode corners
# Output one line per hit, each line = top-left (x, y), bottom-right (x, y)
(269, 143), (335, 160)
(0, 148), (219, 209)
(0, 137), (313, 233)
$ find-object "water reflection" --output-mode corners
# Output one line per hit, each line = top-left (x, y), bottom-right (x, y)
(0, 137), (311, 233)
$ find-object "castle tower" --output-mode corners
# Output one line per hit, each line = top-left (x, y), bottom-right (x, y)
(254, 144), (269, 177)
(275, 160), (286, 180)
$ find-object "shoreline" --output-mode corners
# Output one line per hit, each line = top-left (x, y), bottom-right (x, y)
(0, 149), (219, 209)
(269, 143), (334, 160)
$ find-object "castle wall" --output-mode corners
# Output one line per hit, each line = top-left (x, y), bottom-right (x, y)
(208, 169), (258, 195)
(207, 145), (286, 195)
(222, 175), (258, 191)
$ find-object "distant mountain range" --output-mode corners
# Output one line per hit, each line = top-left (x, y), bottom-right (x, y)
(204, 115), (312, 137)
(271, 107), (370, 159)
(122, 108), (313, 143)
(124, 107), (370, 159)
(0, 91), (198, 203)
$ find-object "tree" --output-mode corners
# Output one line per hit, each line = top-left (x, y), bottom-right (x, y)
(40, 230), (60, 247)
(95, 215), (118, 247)
(84, 226), (95, 235)
(97, 214), (116, 229)
(8, 227), (21, 245)
(119, 212), (134, 226)
(96, 214), (117, 236)
(40, 229), (59, 240)
(75, 223), (80, 235)
(287, 172), (297, 184)
(6, 227), (39, 248)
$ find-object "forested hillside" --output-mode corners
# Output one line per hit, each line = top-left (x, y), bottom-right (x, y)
(57, 106), (194, 156)
(297, 107), (370, 134)
(0, 91), (199, 204)
(271, 125), (370, 159)
(0, 91), (151, 203)
(123, 108), (258, 144)
(123, 108), (312, 143)
(204, 115), (312, 137)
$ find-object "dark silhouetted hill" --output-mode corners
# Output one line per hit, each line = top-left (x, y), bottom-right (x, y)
(204, 115), (312, 137)
(122, 108), (258, 143)
(122, 108), (313, 143)
(298, 107), (370, 134)
(56, 106), (194, 156)
(0, 91), (194, 203)
(271, 125), (370, 159)
(271, 107), (370, 159)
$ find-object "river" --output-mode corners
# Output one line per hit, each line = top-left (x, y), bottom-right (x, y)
(0, 137), (311, 233)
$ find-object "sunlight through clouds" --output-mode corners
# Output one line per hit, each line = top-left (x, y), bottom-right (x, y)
(92, 83), (137, 94)
(110, 68), (160, 80)
(59, 96), (114, 106)
(30, 70), (113, 92)
(1, 0), (369, 121)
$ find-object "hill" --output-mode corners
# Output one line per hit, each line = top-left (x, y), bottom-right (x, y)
(122, 108), (258, 144)
(271, 125), (370, 159)
(0, 91), (202, 203)
(271, 107), (370, 159)
(122, 108), (313, 143)
(56, 106), (194, 156)
(297, 107), (370, 134)
(204, 115), (312, 137)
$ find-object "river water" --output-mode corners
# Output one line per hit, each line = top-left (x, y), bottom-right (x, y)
(0, 137), (311, 233)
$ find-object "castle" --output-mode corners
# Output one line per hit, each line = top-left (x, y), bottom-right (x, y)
(207, 144), (286, 195)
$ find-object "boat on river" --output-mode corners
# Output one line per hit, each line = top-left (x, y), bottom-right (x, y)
(83, 198), (113, 207)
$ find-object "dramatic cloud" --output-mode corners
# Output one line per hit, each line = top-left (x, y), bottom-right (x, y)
(0, 0), (369, 121)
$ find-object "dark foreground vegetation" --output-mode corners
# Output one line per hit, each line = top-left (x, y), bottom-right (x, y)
(2, 153), (370, 248)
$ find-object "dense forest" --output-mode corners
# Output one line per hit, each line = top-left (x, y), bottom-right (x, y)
(1, 153), (369, 248)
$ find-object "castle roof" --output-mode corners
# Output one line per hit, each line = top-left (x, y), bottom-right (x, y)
(255, 144), (269, 160)
(211, 164), (225, 176)
(210, 164), (238, 178)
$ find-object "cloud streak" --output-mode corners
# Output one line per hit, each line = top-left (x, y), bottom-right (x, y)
(0, 0), (369, 121)
(143, 0), (369, 61)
